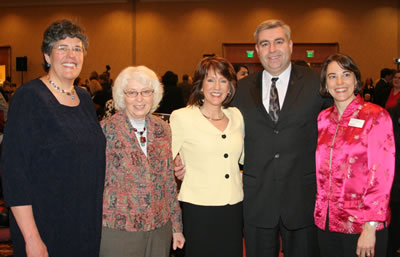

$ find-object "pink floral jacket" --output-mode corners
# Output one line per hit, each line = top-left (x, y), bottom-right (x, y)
(314, 96), (395, 233)
(101, 112), (182, 233)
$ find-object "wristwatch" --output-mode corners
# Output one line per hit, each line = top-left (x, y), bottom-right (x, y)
(366, 221), (379, 228)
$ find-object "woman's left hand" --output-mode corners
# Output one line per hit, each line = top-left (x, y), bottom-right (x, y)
(356, 223), (377, 257)
(172, 232), (185, 250)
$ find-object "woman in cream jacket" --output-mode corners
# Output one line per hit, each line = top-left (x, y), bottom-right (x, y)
(170, 56), (244, 257)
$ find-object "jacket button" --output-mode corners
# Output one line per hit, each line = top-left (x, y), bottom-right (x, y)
(274, 130), (279, 134)
(224, 153), (229, 158)
(221, 134), (227, 139)
(225, 174), (230, 179)
(274, 153), (280, 159)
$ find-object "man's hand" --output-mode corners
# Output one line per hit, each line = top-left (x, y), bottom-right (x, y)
(174, 154), (186, 180)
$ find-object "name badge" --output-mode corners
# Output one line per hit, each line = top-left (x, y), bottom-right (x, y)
(348, 118), (365, 128)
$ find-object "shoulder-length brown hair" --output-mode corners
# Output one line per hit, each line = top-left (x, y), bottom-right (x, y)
(187, 56), (237, 108)
(320, 53), (361, 97)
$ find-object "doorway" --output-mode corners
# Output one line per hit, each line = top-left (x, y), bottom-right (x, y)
(0, 47), (11, 83)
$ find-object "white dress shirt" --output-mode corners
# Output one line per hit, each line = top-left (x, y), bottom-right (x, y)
(262, 63), (292, 112)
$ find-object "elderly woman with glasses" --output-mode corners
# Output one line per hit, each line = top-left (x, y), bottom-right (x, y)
(1, 20), (106, 257)
(99, 66), (184, 257)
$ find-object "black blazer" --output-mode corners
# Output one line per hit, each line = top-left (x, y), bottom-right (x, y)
(232, 64), (332, 229)
(374, 79), (392, 107)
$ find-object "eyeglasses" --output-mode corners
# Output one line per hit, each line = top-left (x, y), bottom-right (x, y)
(124, 89), (154, 98)
(55, 45), (83, 54)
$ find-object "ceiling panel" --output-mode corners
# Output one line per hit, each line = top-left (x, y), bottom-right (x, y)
(0, 0), (129, 7)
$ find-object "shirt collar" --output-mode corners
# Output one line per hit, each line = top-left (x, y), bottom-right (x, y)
(263, 63), (292, 82)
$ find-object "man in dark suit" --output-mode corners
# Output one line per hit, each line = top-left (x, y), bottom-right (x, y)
(374, 68), (394, 107)
(232, 19), (331, 257)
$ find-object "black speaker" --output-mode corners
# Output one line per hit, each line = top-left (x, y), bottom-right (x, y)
(16, 57), (27, 72)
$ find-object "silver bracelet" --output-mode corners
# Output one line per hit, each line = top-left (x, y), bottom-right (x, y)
(366, 221), (379, 228)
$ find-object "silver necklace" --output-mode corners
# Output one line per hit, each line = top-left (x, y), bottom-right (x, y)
(47, 76), (75, 100)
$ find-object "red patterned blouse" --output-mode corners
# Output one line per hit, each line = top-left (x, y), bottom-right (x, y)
(101, 111), (182, 233)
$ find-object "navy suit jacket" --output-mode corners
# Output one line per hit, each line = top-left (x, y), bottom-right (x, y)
(232, 64), (332, 229)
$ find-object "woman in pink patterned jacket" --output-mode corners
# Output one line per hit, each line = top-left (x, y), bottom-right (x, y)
(99, 66), (184, 257)
(315, 53), (395, 257)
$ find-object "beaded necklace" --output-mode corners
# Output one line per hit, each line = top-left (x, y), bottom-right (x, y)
(133, 126), (146, 146)
(47, 76), (75, 100)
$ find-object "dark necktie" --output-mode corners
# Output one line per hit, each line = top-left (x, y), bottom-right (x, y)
(269, 77), (280, 123)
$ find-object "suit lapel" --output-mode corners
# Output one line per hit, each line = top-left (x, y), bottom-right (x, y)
(249, 70), (276, 126)
(279, 65), (305, 121)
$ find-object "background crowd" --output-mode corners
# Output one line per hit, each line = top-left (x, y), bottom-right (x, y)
(0, 18), (398, 257)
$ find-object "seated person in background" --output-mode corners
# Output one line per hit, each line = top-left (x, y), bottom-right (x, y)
(156, 71), (184, 114)
(293, 59), (311, 68)
(385, 71), (400, 109)
(177, 74), (193, 105)
(362, 77), (374, 102)
(93, 73), (113, 118)
(74, 76), (89, 92)
(87, 71), (102, 96)
(233, 64), (249, 81)
(374, 68), (394, 107)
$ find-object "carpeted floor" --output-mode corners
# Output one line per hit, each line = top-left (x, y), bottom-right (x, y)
(0, 241), (12, 257)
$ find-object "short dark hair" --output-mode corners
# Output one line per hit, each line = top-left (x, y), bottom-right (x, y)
(41, 19), (88, 72)
(320, 53), (361, 97)
(162, 71), (178, 86)
(187, 56), (237, 108)
(380, 68), (394, 78)
(233, 64), (249, 73)
(293, 60), (310, 68)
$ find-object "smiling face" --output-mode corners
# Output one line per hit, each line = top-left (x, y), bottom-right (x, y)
(124, 79), (154, 120)
(201, 68), (230, 108)
(255, 27), (293, 76)
(44, 37), (83, 84)
(393, 72), (400, 90)
(326, 61), (357, 110)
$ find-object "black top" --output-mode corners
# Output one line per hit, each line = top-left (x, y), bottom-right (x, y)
(373, 78), (392, 107)
(1, 79), (106, 257)
(156, 85), (185, 114)
(388, 104), (400, 203)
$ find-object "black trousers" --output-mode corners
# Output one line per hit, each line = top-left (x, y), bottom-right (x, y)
(318, 227), (388, 257)
(387, 201), (400, 257)
(244, 219), (319, 257)
(181, 201), (243, 257)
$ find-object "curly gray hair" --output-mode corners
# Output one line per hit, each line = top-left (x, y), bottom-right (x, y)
(113, 66), (164, 113)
